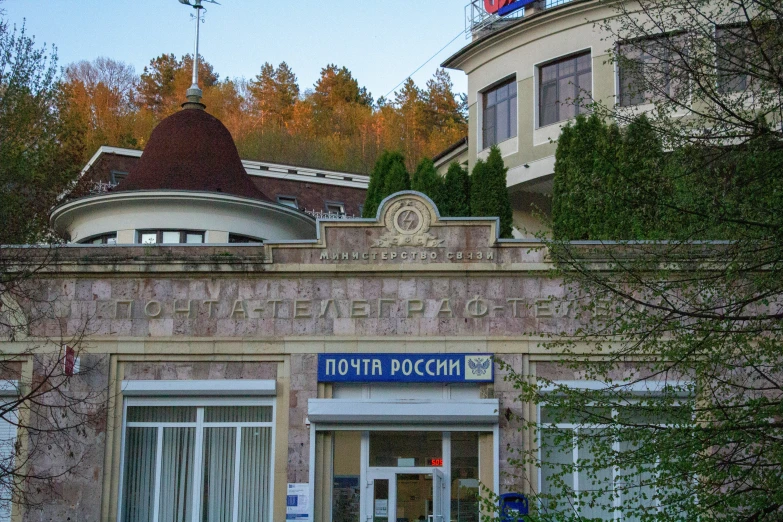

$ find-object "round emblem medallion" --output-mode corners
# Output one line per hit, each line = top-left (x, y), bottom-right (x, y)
(392, 206), (424, 235)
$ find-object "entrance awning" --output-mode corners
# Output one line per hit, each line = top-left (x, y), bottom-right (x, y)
(307, 399), (499, 424)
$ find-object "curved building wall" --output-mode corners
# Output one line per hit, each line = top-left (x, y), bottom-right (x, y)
(444, 0), (618, 235)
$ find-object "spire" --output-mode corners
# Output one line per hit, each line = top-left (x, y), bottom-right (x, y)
(179, 0), (217, 109)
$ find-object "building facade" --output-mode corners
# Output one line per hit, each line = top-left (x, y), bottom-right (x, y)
(3, 191), (621, 521)
(444, 0), (621, 237)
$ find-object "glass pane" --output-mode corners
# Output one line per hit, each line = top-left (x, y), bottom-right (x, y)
(509, 95), (517, 139)
(127, 406), (197, 423)
(618, 405), (688, 425)
(540, 405), (612, 425)
(92, 237), (103, 244)
(202, 427), (237, 522)
(558, 77), (576, 120)
(578, 429), (613, 519)
(122, 427), (157, 522)
(236, 427), (273, 522)
(159, 427), (195, 522)
(619, 439), (656, 521)
(162, 231), (180, 244)
(496, 83), (508, 101)
(577, 72), (592, 99)
(107, 236), (117, 245)
(540, 429), (575, 513)
(577, 53), (591, 72)
(373, 479), (389, 522)
(278, 197), (298, 208)
(508, 80), (517, 96)
(333, 431), (361, 522)
(497, 99), (509, 143)
(140, 233), (157, 245)
(396, 474), (433, 522)
(486, 89), (496, 106)
(451, 432), (479, 522)
(540, 84), (558, 126)
(541, 63), (557, 83)
(483, 107), (496, 147)
(185, 233), (203, 244)
(558, 57), (576, 77)
(205, 406), (272, 423)
(369, 431), (441, 467)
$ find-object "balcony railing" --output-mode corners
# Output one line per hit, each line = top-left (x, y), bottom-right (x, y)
(303, 210), (361, 220)
(90, 181), (118, 194)
(465, 0), (574, 38)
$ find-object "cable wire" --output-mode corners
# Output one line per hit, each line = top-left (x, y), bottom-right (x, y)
(382, 29), (466, 100)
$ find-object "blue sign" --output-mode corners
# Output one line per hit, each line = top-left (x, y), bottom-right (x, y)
(317, 353), (493, 383)
(498, 0), (535, 16)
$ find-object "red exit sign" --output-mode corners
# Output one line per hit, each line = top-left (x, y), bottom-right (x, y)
(428, 458), (444, 467)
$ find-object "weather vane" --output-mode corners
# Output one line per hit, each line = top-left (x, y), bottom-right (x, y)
(178, 0), (220, 106)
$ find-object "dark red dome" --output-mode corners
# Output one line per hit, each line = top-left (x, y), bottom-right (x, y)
(116, 109), (269, 200)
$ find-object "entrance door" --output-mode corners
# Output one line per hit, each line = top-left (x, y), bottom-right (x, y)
(367, 469), (445, 522)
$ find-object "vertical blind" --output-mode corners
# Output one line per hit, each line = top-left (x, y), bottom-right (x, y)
(0, 409), (17, 522)
(122, 405), (273, 522)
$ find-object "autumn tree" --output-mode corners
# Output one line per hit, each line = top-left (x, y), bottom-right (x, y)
(137, 53), (218, 117)
(64, 57), (139, 152)
(394, 78), (427, 170)
(0, 14), (107, 517)
(0, 22), (83, 244)
(248, 62), (299, 128)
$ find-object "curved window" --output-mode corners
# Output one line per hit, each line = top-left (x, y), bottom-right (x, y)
(228, 234), (263, 244)
(137, 230), (204, 244)
(539, 52), (592, 126)
(80, 233), (117, 245)
(482, 78), (517, 148)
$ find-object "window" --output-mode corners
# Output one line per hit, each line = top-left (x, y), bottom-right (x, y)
(137, 230), (205, 244)
(618, 35), (686, 106)
(228, 234), (263, 244)
(539, 52), (592, 127)
(120, 402), (274, 522)
(81, 233), (117, 245)
(539, 402), (687, 520)
(0, 405), (17, 522)
(716, 24), (780, 93)
(325, 201), (345, 217)
(276, 196), (299, 209)
(111, 171), (129, 185)
(482, 78), (517, 148)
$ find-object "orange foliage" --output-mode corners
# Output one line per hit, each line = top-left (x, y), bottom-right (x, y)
(63, 55), (467, 174)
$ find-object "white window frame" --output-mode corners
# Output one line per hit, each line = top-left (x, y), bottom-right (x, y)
(276, 195), (299, 209)
(536, 381), (691, 520)
(117, 396), (276, 522)
(324, 201), (346, 216)
(0, 382), (18, 522)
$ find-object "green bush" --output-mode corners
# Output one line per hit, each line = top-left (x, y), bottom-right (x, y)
(362, 151), (408, 217)
(470, 146), (513, 238)
(440, 162), (470, 217)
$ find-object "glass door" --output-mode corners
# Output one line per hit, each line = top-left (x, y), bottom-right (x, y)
(366, 469), (444, 522)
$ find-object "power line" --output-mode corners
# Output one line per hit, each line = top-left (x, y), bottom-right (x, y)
(382, 29), (466, 100)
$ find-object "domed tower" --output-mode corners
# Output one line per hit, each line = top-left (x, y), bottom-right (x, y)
(51, 103), (316, 245)
(51, 65), (315, 243)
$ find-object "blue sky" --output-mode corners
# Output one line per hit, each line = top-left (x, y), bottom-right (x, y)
(2, 0), (469, 100)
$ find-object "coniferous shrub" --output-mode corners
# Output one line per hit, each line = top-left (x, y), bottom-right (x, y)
(470, 146), (514, 238)
(362, 151), (407, 217)
(411, 158), (444, 209)
(440, 162), (470, 217)
(382, 158), (411, 197)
